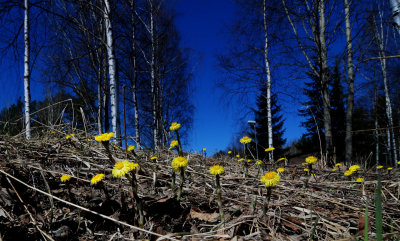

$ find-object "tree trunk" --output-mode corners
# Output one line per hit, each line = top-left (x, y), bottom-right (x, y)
(263, 0), (273, 162)
(104, 0), (120, 143)
(344, 0), (354, 164)
(24, 0), (31, 140)
(149, 0), (158, 149)
(319, 0), (334, 165)
(390, 0), (400, 36)
(130, 0), (141, 149)
(375, 89), (379, 166)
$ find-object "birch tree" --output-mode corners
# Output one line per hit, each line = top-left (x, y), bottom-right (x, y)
(390, 0), (400, 36)
(24, 0), (31, 139)
(104, 0), (121, 143)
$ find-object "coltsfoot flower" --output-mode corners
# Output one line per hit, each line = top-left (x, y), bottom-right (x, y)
(301, 162), (307, 166)
(66, 134), (75, 140)
(377, 165), (383, 169)
(169, 140), (178, 149)
(335, 163), (341, 167)
(128, 145), (135, 151)
(277, 157), (287, 162)
(240, 136), (252, 144)
(112, 161), (131, 178)
(236, 154), (240, 158)
(122, 160), (139, 172)
(172, 156), (188, 171)
(151, 156), (158, 160)
(202, 148), (206, 152)
(91, 174), (104, 184)
(304, 168), (309, 172)
(356, 177), (364, 182)
(349, 165), (360, 172)
(247, 159), (252, 163)
(260, 171), (280, 187)
(265, 147), (275, 152)
(170, 122), (181, 131)
(60, 174), (71, 182)
(210, 165), (224, 175)
(277, 167), (285, 173)
(95, 132), (114, 142)
(228, 150), (232, 154)
(237, 158), (244, 162)
(332, 168), (337, 172)
(344, 170), (353, 176)
(256, 160), (262, 165)
(305, 156), (317, 164)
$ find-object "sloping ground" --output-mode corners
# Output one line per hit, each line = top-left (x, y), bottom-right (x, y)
(0, 132), (399, 240)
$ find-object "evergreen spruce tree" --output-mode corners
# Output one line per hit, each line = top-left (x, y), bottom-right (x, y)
(251, 87), (286, 160)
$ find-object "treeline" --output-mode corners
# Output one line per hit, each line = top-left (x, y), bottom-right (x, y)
(0, 0), (194, 149)
(218, 0), (400, 167)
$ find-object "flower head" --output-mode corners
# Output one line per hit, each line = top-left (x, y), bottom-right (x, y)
(240, 136), (252, 144)
(112, 161), (130, 178)
(60, 174), (71, 182)
(247, 159), (252, 163)
(260, 171), (280, 188)
(236, 154), (240, 158)
(349, 165), (360, 172)
(169, 140), (178, 149)
(356, 177), (364, 182)
(265, 147), (275, 152)
(237, 158), (244, 162)
(210, 165), (224, 175)
(301, 162), (307, 166)
(344, 170), (353, 176)
(388, 167), (393, 171)
(304, 168), (309, 172)
(377, 165), (383, 169)
(170, 122), (181, 131)
(123, 160), (139, 172)
(151, 156), (158, 160)
(228, 150), (232, 154)
(277, 157), (287, 162)
(113, 145), (119, 150)
(91, 174), (104, 185)
(335, 163), (341, 167)
(398, 161), (400, 165)
(277, 167), (285, 173)
(256, 160), (262, 165)
(87, 138), (93, 141)
(305, 156), (318, 164)
(50, 131), (55, 134)
(128, 145), (135, 151)
(202, 148), (206, 152)
(66, 134), (75, 140)
(332, 168), (337, 172)
(172, 156), (188, 171)
(95, 132), (114, 142)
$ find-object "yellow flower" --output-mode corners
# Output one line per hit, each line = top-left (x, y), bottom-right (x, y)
(304, 168), (309, 172)
(122, 160), (139, 172)
(170, 122), (181, 131)
(260, 171), (280, 187)
(265, 147), (275, 152)
(228, 151), (232, 154)
(388, 167), (393, 171)
(305, 156), (317, 164)
(66, 134), (75, 140)
(301, 162), (307, 166)
(377, 165), (383, 169)
(277, 157), (287, 162)
(113, 145), (119, 150)
(236, 154), (240, 158)
(356, 177), (364, 182)
(112, 161), (130, 178)
(256, 160), (262, 165)
(95, 132), (114, 142)
(172, 156), (188, 171)
(60, 174), (71, 182)
(398, 161), (400, 165)
(91, 174), (104, 185)
(332, 168), (337, 172)
(349, 165), (360, 172)
(247, 159), (252, 163)
(240, 136), (252, 144)
(237, 158), (244, 162)
(151, 156), (158, 160)
(344, 170), (353, 176)
(277, 167), (285, 173)
(87, 138), (93, 141)
(128, 145), (135, 151)
(50, 131), (55, 134)
(335, 163), (341, 167)
(169, 140), (178, 149)
(202, 148), (206, 152)
(210, 165), (224, 175)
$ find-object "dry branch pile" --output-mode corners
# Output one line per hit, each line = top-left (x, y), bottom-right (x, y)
(0, 132), (399, 240)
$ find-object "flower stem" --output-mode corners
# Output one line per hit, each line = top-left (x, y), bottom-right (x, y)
(171, 170), (176, 189)
(260, 187), (272, 218)
(177, 167), (185, 201)
(216, 174), (224, 223)
(126, 172), (144, 228)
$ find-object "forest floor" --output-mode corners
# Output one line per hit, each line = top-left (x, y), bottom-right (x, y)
(0, 131), (399, 240)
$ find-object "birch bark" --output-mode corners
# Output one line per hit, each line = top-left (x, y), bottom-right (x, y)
(24, 0), (31, 139)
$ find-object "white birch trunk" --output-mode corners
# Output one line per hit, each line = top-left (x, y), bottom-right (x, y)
(24, 0), (31, 140)
(263, 0), (273, 162)
(390, 0), (400, 36)
(104, 0), (120, 143)
(375, 89), (380, 166)
(149, 0), (158, 149)
(344, 0), (354, 163)
(319, 0), (334, 165)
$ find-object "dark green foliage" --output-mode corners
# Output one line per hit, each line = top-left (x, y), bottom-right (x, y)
(250, 87), (286, 159)
(0, 98), (24, 136)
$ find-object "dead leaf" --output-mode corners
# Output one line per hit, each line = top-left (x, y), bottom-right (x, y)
(190, 208), (219, 222)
